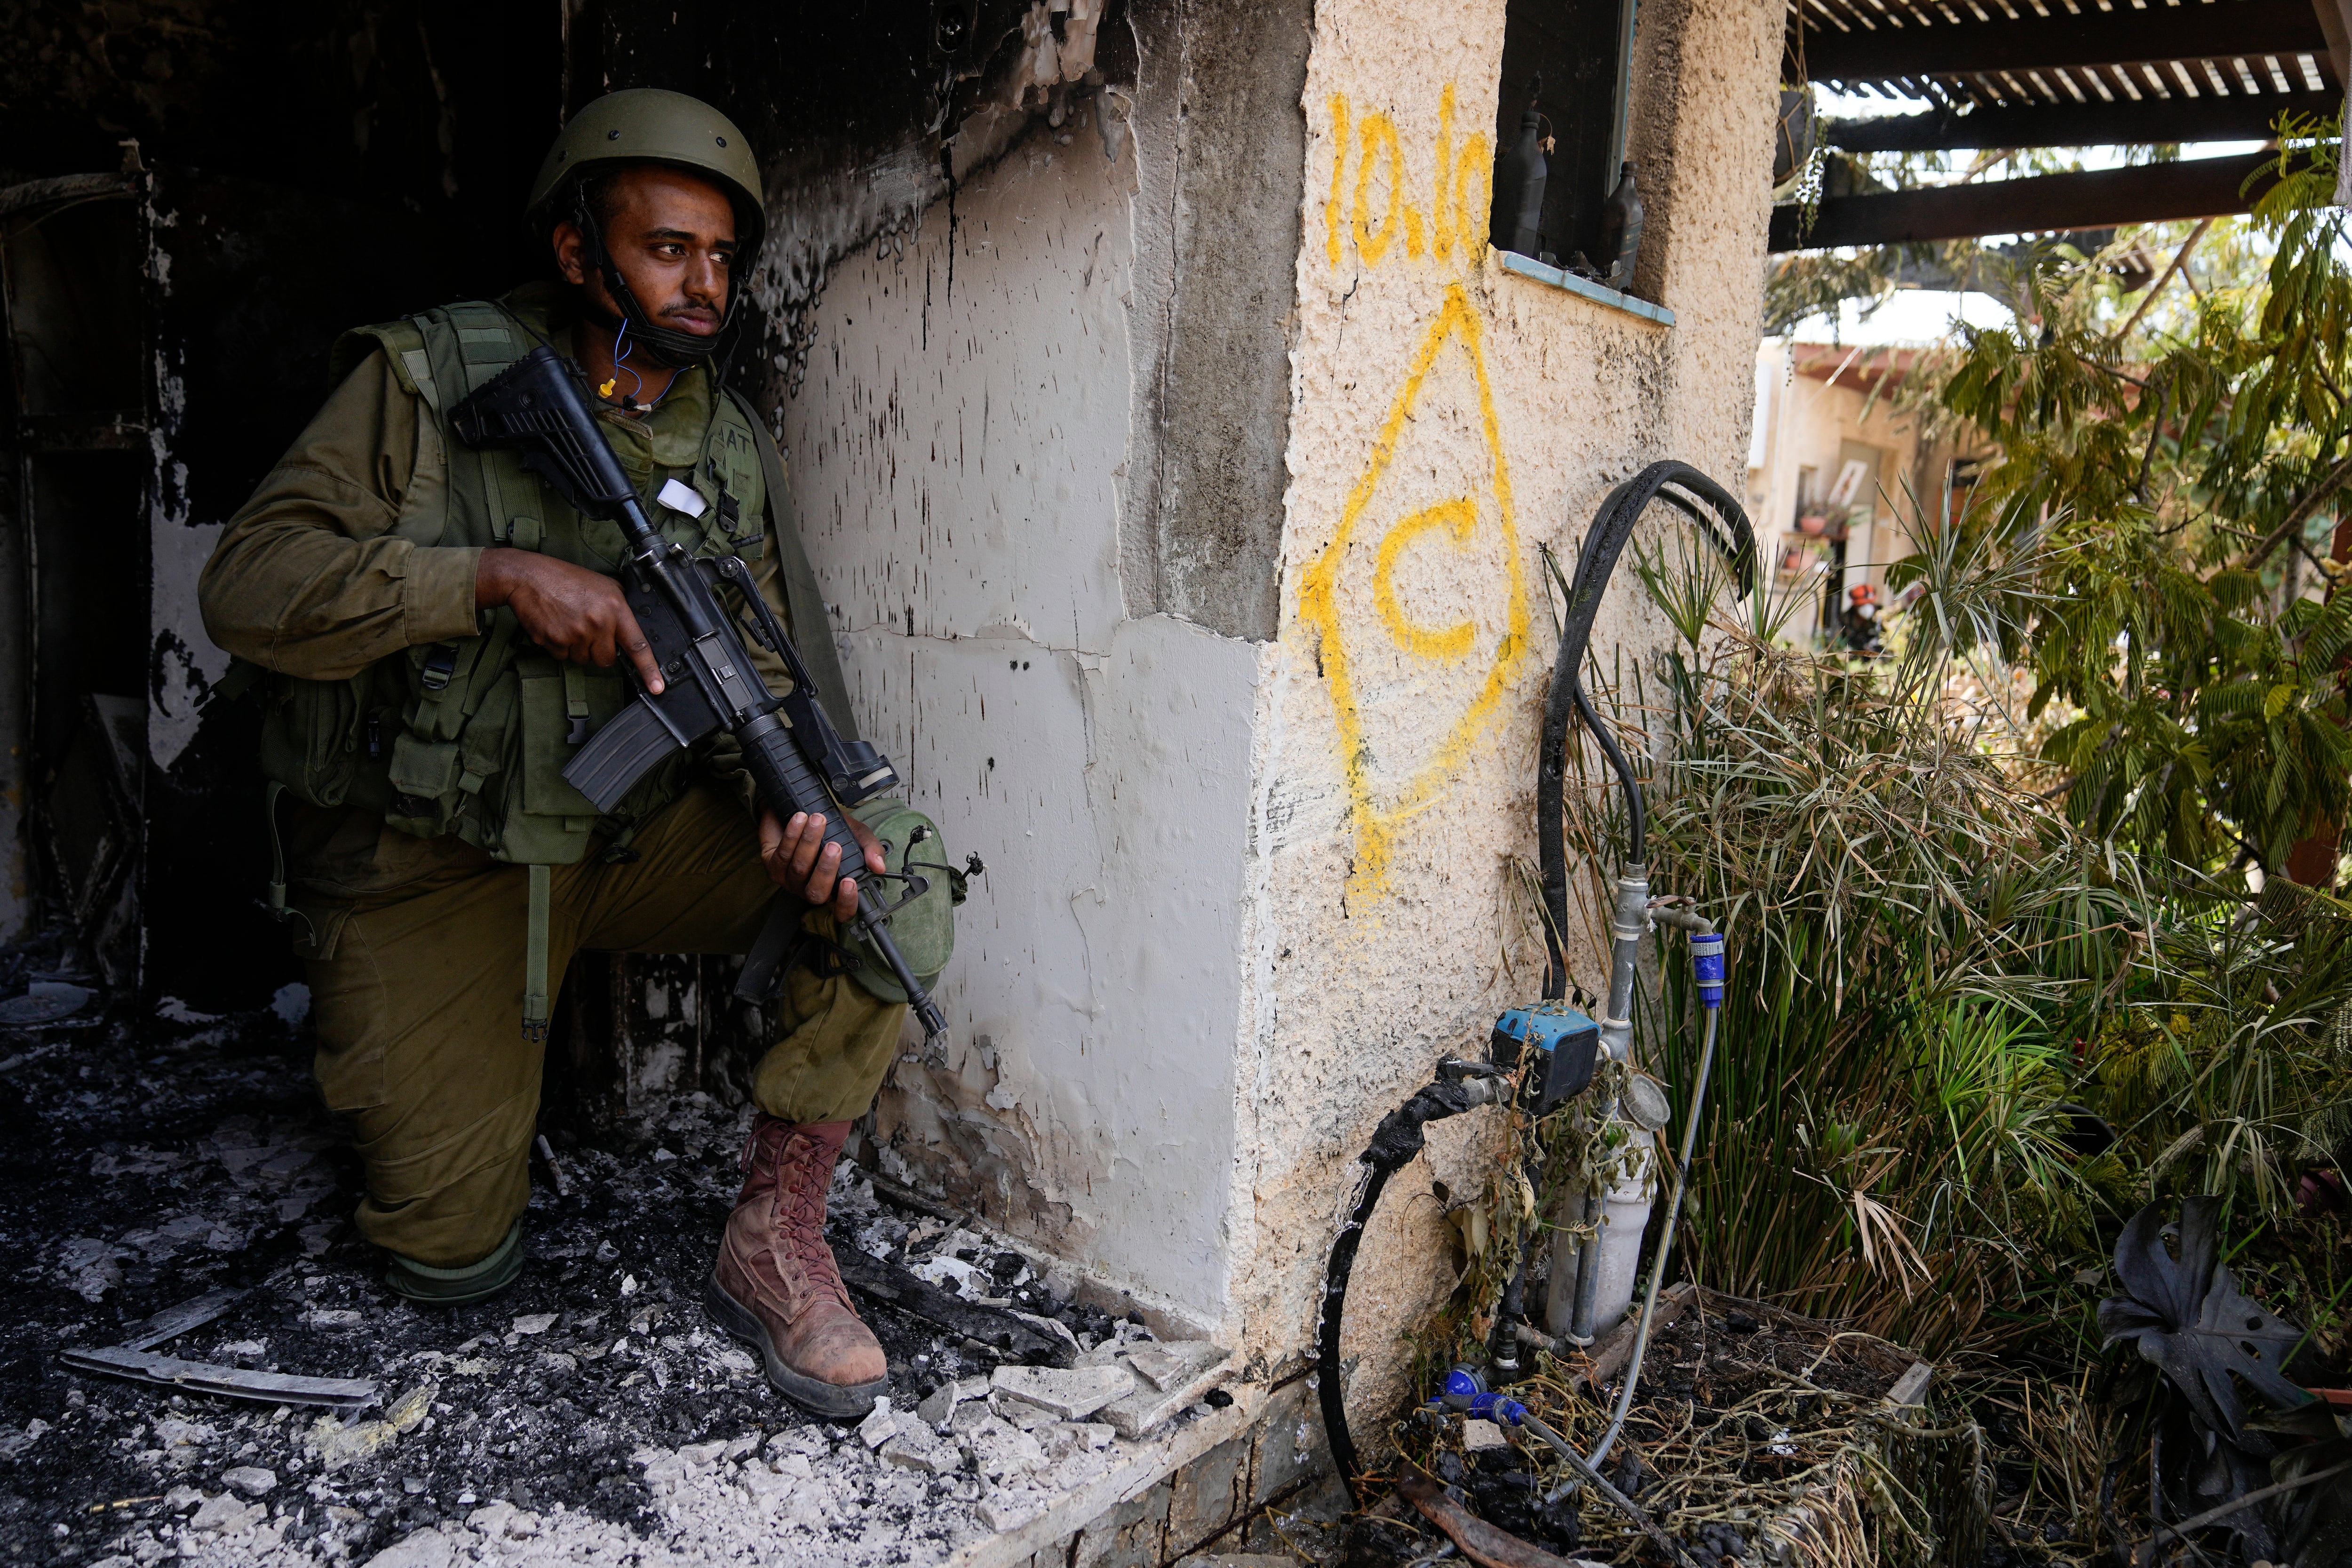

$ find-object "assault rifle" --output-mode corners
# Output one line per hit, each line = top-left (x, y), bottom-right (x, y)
(450, 345), (947, 1043)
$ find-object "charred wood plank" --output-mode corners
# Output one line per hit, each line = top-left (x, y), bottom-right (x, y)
(119, 1288), (247, 1352)
(16, 413), (149, 453)
(62, 1345), (377, 1413)
(1770, 152), (2277, 251)
(0, 172), (142, 220)
(1395, 1463), (1584, 1568)
(835, 1250), (1073, 1367)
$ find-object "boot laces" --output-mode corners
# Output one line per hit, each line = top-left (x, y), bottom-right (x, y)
(771, 1130), (848, 1297)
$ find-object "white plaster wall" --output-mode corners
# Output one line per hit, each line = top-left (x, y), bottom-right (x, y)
(782, 130), (1262, 1329)
(1228, 0), (1786, 1401)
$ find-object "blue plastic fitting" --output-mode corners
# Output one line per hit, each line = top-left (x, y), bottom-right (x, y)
(1428, 1366), (1528, 1427)
(1690, 930), (1725, 1011)
(1438, 1366), (1483, 1409)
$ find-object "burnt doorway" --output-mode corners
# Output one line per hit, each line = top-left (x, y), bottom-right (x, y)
(0, 164), (482, 1004)
(0, 1), (564, 1007)
(1, 172), (156, 985)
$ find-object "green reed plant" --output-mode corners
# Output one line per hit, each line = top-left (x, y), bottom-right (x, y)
(1551, 506), (2138, 1357)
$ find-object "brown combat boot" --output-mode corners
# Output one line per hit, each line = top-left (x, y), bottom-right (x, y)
(704, 1116), (889, 1416)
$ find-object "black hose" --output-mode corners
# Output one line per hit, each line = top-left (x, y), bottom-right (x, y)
(1318, 1075), (1482, 1503)
(1537, 462), (1756, 998)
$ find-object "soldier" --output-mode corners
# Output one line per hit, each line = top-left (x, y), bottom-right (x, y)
(199, 89), (946, 1417)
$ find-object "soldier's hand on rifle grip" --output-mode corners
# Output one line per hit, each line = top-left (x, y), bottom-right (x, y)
(476, 547), (667, 694)
(759, 810), (886, 923)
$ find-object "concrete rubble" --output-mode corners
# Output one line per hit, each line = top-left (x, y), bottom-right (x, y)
(0, 955), (1274, 1567)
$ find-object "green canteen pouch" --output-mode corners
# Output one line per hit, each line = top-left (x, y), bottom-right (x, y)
(845, 799), (960, 1004)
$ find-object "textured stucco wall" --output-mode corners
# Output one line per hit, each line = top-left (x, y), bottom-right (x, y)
(779, 0), (1783, 1367)
(783, 112), (1265, 1331)
(1224, 0), (1784, 1400)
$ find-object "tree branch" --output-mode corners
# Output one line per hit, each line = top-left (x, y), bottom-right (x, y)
(2115, 216), (2214, 344)
(2135, 380), (2171, 502)
(2244, 451), (2352, 571)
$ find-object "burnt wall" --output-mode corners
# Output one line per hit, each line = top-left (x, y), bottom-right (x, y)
(2, 0), (1100, 1004)
(1129, 0), (1314, 645)
(1, 1), (564, 1002)
(0, 0), (560, 291)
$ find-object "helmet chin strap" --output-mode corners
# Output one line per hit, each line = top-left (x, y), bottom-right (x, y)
(571, 191), (742, 374)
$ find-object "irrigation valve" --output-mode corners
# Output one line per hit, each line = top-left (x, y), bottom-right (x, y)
(1430, 1365), (1529, 1427)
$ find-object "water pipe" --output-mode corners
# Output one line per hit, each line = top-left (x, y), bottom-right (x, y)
(1567, 926), (1723, 1487)
(1522, 465), (1745, 1504)
(1316, 462), (1754, 1514)
(1536, 460), (1754, 1007)
(1426, 1367), (1700, 1568)
(1539, 464), (1752, 1345)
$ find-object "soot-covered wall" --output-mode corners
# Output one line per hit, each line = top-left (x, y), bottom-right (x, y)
(0, 1), (560, 1003)
(0, 1), (1150, 1008)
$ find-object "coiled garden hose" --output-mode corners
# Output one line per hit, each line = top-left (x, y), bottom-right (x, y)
(1537, 462), (1754, 998)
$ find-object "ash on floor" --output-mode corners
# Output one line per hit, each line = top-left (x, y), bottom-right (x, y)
(0, 949), (1202, 1568)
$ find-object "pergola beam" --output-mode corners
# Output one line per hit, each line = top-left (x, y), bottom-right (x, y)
(1769, 151), (2276, 251)
(1824, 90), (2333, 152)
(1794, 0), (2329, 85)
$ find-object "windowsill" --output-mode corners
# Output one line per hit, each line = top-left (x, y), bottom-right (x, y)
(1498, 251), (1675, 327)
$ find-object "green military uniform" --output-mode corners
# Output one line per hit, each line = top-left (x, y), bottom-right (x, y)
(200, 280), (907, 1284)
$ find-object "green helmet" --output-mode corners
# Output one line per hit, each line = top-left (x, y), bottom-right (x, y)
(528, 88), (765, 370)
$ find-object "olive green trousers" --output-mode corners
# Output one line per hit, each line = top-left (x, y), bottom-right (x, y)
(294, 784), (905, 1269)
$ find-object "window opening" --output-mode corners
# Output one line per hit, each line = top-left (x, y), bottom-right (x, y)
(1489, 0), (1639, 281)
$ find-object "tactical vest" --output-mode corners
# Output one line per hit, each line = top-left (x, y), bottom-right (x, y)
(255, 299), (804, 864)
(247, 300), (917, 1034)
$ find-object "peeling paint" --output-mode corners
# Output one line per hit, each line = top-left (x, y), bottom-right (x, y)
(787, 125), (1261, 1329)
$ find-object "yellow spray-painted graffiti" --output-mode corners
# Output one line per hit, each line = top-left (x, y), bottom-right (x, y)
(1354, 111), (1412, 265)
(1299, 283), (1530, 889)
(1327, 87), (1491, 272)
(1374, 499), (1478, 661)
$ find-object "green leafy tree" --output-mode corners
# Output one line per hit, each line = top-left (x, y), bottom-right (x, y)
(1935, 118), (2352, 877)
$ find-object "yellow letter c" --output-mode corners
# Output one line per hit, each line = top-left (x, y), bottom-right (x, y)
(1374, 498), (1480, 661)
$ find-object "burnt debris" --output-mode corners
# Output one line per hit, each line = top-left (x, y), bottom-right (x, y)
(0, 930), (1177, 1566)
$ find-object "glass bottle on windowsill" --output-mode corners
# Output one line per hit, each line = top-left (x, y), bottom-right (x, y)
(1601, 162), (1644, 292)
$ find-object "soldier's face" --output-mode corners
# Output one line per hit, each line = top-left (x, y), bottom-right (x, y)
(557, 166), (737, 336)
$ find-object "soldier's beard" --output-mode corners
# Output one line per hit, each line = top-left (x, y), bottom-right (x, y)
(580, 272), (731, 372)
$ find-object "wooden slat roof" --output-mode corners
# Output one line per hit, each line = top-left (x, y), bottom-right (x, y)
(1786, 0), (2344, 118)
